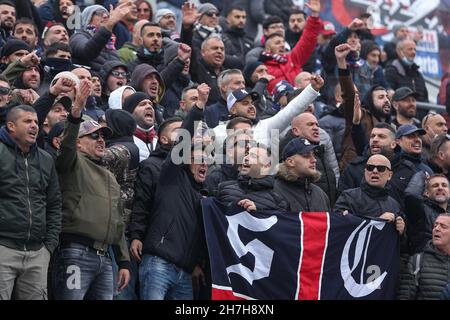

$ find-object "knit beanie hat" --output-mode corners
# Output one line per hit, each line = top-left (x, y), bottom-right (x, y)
(198, 3), (219, 17)
(155, 9), (175, 24)
(123, 92), (152, 114)
(81, 5), (108, 28)
(0, 39), (31, 58)
(243, 61), (263, 83)
(50, 71), (81, 87)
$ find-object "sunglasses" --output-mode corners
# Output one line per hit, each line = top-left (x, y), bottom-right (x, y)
(85, 131), (105, 140)
(0, 86), (11, 95)
(110, 70), (128, 78)
(205, 11), (219, 17)
(422, 110), (438, 127)
(365, 164), (391, 173)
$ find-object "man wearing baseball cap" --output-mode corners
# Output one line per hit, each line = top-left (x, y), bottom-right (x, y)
(53, 80), (131, 300)
(391, 87), (420, 129)
(274, 137), (331, 212)
(396, 124), (432, 174)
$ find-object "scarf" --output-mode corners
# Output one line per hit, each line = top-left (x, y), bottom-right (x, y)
(134, 126), (156, 145)
(85, 24), (116, 50)
(194, 23), (222, 40)
(260, 51), (288, 64)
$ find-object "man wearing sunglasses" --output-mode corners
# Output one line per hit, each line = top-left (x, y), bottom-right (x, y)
(334, 154), (405, 235)
(0, 76), (12, 118)
(53, 80), (130, 300)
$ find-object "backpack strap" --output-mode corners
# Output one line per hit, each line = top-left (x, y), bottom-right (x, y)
(412, 252), (423, 287)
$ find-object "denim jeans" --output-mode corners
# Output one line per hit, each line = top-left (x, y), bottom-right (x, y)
(109, 239), (139, 300)
(139, 254), (193, 300)
(51, 243), (113, 300)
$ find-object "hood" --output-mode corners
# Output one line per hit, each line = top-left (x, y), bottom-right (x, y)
(163, 39), (180, 67)
(105, 108), (136, 142)
(362, 84), (388, 121)
(130, 64), (165, 104)
(108, 85), (135, 110)
(13, 64), (44, 90)
(100, 60), (128, 86)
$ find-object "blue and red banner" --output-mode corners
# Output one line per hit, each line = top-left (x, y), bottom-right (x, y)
(201, 198), (400, 300)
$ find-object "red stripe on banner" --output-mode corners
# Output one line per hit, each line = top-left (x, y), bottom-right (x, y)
(298, 212), (329, 300)
(212, 288), (246, 300)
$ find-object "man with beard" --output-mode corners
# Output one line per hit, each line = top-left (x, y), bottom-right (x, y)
(129, 64), (165, 125)
(336, 43), (392, 170)
(155, 8), (177, 39)
(12, 18), (40, 54)
(338, 123), (398, 194)
(221, 6), (254, 66)
(42, 23), (69, 48)
(38, 0), (75, 37)
(274, 137), (331, 212)
(280, 112), (340, 206)
(118, 19), (149, 64)
(405, 173), (450, 254)
(0, 0), (15, 39)
(391, 87), (421, 128)
(427, 134), (450, 178)
(122, 92), (157, 162)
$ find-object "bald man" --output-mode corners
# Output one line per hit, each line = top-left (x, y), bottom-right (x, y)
(421, 113), (448, 160)
(280, 112), (340, 205)
(118, 19), (149, 64)
(294, 71), (312, 89)
(71, 67), (105, 121)
(334, 154), (405, 234)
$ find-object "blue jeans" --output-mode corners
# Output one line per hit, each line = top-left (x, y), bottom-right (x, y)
(51, 243), (113, 300)
(109, 239), (139, 300)
(139, 254), (193, 300)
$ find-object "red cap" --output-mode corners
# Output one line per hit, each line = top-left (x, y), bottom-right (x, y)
(321, 21), (336, 36)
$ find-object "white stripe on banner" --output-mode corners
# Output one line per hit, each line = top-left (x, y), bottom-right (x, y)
(295, 211), (304, 299)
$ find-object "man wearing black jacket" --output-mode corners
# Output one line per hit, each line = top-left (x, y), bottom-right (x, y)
(274, 137), (330, 213)
(129, 83), (210, 300)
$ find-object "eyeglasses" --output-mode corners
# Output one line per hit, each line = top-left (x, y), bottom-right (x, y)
(0, 86), (11, 95)
(205, 11), (219, 17)
(422, 110), (438, 127)
(110, 70), (128, 78)
(85, 131), (104, 140)
(365, 164), (391, 173)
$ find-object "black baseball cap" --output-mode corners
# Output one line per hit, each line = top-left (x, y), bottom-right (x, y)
(392, 87), (418, 102)
(281, 137), (319, 161)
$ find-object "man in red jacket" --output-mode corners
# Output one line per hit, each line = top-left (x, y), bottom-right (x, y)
(262, 0), (322, 93)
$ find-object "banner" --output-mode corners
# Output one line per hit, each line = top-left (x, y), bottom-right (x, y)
(202, 198), (400, 300)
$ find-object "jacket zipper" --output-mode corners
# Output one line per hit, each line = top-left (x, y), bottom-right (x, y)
(24, 155), (32, 251)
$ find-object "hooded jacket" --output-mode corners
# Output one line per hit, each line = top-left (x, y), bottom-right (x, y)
(130, 64), (166, 125)
(0, 126), (61, 253)
(108, 85), (136, 110)
(56, 114), (130, 269)
(103, 109), (139, 230)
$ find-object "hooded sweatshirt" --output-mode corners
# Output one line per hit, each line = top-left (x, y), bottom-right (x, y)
(108, 85), (136, 110)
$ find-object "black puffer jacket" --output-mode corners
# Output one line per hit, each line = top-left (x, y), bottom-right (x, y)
(274, 175), (330, 213)
(398, 242), (450, 300)
(334, 181), (401, 218)
(217, 175), (288, 211)
(69, 27), (120, 72)
(404, 171), (448, 254)
(204, 164), (239, 197)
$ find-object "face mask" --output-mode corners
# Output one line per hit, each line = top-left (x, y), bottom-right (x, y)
(44, 57), (72, 77)
(401, 56), (414, 66)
